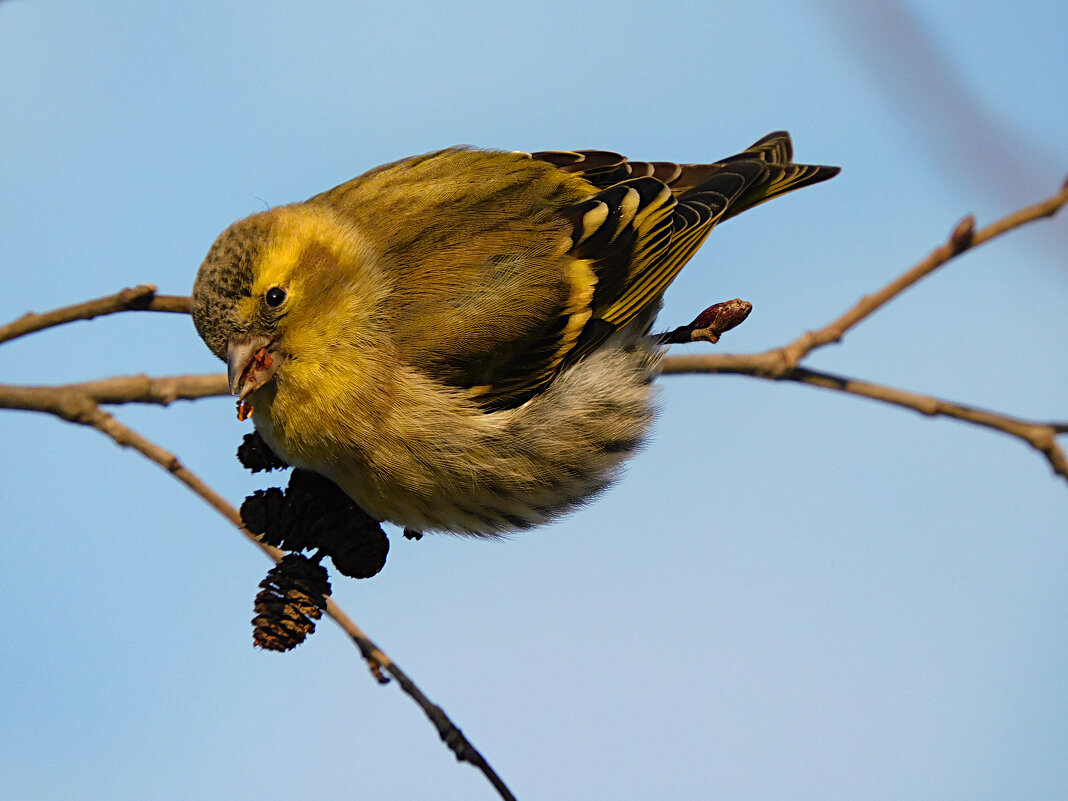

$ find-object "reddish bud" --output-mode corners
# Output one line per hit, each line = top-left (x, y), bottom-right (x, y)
(950, 215), (976, 253)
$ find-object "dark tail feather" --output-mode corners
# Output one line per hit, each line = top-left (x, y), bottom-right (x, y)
(709, 131), (840, 220)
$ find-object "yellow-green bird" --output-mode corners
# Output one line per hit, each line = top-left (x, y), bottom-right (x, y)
(193, 132), (838, 536)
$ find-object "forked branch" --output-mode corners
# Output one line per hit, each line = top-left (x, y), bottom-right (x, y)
(662, 179), (1068, 483)
(0, 379), (517, 801)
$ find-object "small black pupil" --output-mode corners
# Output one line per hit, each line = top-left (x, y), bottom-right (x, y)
(266, 288), (286, 307)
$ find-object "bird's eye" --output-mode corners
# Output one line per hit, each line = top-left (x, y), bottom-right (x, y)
(265, 287), (287, 308)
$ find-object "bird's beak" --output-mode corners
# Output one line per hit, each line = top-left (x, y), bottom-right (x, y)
(227, 335), (282, 399)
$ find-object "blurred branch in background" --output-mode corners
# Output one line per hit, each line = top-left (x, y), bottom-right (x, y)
(814, 0), (1068, 257)
(814, 0), (1058, 202)
(1, 180), (1065, 800)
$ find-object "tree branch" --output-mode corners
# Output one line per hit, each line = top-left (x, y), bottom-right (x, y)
(679, 181), (1068, 377)
(671, 361), (1068, 484)
(0, 380), (517, 801)
(0, 284), (191, 345)
(0, 374), (229, 410)
(785, 367), (1068, 481)
(661, 179), (1068, 485)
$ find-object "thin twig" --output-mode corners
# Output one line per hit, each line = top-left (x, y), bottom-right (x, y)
(769, 181), (1068, 371)
(0, 374), (229, 410)
(666, 360), (1068, 485)
(0, 381), (518, 801)
(784, 367), (1068, 482)
(661, 181), (1068, 485)
(0, 284), (191, 345)
(661, 364), (1068, 489)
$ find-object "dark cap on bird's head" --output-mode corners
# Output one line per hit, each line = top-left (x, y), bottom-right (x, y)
(192, 213), (275, 361)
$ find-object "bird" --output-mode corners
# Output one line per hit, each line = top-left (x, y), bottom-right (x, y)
(192, 131), (838, 536)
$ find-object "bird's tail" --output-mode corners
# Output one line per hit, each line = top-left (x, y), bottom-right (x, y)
(706, 130), (840, 220)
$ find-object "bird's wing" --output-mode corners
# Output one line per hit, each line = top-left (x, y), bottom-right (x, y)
(548, 132), (840, 362)
(309, 148), (605, 411)
(311, 137), (837, 410)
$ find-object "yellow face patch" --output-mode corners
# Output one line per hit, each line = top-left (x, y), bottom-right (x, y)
(251, 205), (372, 301)
(258, 215), (313, 288)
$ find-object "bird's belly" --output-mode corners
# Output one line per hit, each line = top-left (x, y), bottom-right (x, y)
(254, 342), (660, 536)
(322, 448), (612, 537)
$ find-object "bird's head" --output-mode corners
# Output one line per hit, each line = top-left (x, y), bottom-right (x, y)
(192, 204), (385, 403)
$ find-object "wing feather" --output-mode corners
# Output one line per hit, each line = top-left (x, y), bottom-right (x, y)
(548, 133), (839, 363)
(309, 136), (837, 410)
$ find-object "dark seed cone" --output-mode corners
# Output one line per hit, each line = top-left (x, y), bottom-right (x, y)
(319, 512), (390, 579)
(239, 469), (389, 579)
(240, 488), (286, 540)
(237, 431), (289, 472)
(290, 471), (389, 578)
(252, 554), (331, 652)
(240, 483), (316, 553)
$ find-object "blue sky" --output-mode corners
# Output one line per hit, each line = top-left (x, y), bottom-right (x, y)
(1, 2), (1066, 799)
